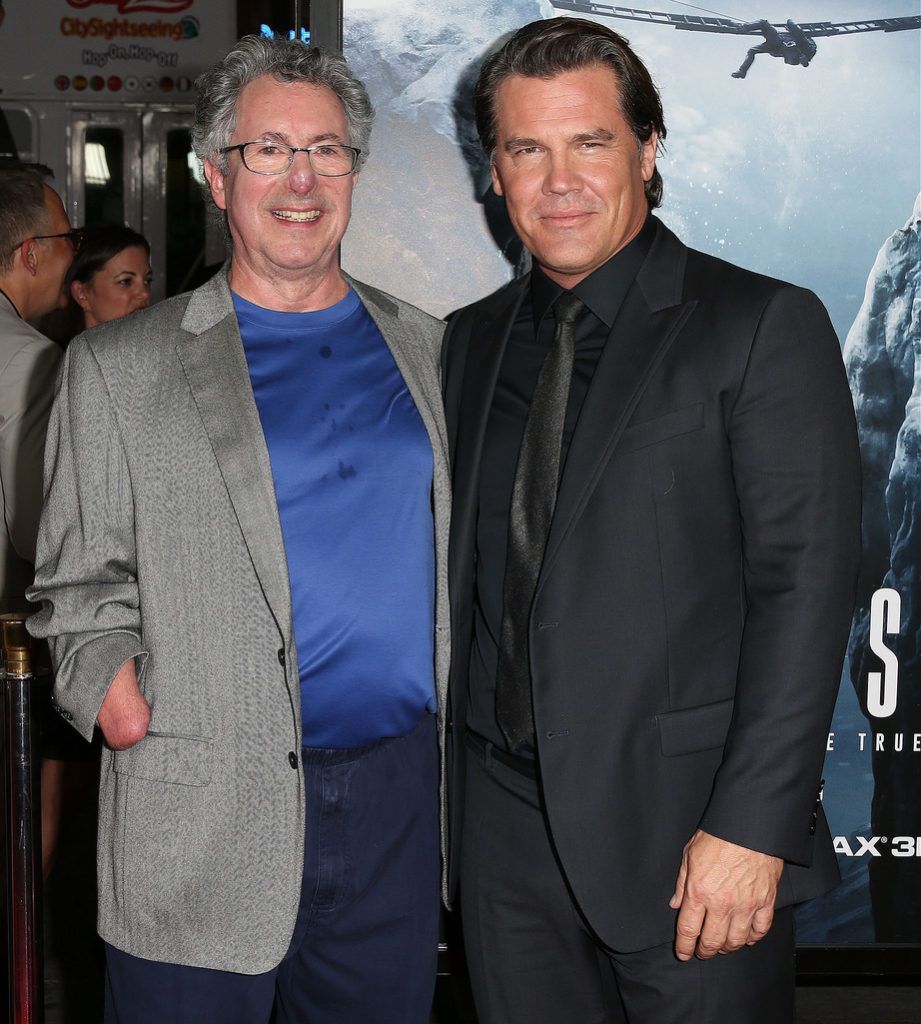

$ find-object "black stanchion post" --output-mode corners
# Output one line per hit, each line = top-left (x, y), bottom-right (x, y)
(2, 613), (43, 1024)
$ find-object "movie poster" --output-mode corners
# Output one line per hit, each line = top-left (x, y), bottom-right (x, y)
(342, 0), (920, 946)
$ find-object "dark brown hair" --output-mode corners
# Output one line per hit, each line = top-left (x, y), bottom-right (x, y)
(66, 223), (150, 286)
(474, 17), (667, 209)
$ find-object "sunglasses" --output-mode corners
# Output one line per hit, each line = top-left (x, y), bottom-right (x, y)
(8, 229), (83, 256)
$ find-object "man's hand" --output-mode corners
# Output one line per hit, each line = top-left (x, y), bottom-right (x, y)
(97, 659), (150, 750)
(669, 829), (783, 961)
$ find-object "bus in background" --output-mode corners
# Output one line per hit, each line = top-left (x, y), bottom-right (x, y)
(0, 0), (317, 303)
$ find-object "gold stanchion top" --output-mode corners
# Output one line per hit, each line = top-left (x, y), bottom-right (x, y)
(0, 613), (33, 677)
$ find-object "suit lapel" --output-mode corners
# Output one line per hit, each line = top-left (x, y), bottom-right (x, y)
(539, 225), (697, 583)
(450, 280), (526, 537)
(348, 276), (448, 468)
(175, 271), (292, 640)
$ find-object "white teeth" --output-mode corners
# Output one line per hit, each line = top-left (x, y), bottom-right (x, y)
(272, 210), (321, 222)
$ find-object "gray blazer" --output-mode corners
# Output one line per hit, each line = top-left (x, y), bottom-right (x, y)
(0, 294), (61, 610)
(27, 269), (451, 973)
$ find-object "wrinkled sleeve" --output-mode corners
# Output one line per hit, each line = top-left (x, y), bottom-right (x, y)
(698, 286), (862, 865)
(27, 336), (147, 740)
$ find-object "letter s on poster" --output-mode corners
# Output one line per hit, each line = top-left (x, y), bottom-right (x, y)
(867, 588), (900, 719)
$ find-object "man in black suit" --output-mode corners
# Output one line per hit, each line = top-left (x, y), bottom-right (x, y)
(442, 18), (861, 1023)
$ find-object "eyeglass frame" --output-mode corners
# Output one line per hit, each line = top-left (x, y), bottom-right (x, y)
(219, 141), (362, 177)
(7, 230), (83, 256)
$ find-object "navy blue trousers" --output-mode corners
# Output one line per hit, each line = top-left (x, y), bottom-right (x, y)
(104, 714), (440, 1024)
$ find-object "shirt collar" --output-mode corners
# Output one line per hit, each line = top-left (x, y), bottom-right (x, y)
(0, 288), (23, 320)
(530, 214), (656, 330)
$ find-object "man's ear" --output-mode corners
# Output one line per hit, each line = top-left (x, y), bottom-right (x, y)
(640, 130), (658, 183)
(203, 158), (228, 211)
(490, 160), (504, 198)
(20, 240), (39, 277)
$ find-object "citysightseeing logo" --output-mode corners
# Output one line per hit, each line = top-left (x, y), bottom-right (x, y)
(62, 15), (199, 42)
(67, 0), (193, 14)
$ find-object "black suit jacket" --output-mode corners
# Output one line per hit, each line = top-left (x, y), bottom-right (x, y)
(443, 219), (862, 953)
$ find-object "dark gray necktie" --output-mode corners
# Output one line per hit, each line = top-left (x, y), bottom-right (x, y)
(496, 292), (584, 752)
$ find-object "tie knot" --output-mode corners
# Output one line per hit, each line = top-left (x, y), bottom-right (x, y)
(553, 292), (584, 327)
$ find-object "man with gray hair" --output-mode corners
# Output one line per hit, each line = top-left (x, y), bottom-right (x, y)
(28, 36), (450, 1024)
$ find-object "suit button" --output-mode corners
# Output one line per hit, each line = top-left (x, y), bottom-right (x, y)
(288, 751), (298, 770)
(277, 648), (286, 666)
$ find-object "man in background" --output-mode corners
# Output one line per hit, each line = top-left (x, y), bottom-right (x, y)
(0, 163), (90, 1003)
(0, 162), (70, 616)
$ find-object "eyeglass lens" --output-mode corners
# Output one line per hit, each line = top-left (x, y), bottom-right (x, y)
(242, 142), (355, 176)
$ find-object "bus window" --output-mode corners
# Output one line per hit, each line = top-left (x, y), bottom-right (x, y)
(0, 106), (36, 162)
(84, 126), (125, 226)
(165, 128), (207, 296)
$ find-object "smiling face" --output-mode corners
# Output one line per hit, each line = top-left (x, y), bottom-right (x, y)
(204, 75), (358, 310)
(72, 245), (152, 328)
(490, 64), (657, 289)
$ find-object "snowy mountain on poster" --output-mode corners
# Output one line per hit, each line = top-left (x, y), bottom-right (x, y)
(343, 0), (554, 312)
(841, 195), (920, 941)
(845, 194), (920, 677)
(345, 0), (549, 141)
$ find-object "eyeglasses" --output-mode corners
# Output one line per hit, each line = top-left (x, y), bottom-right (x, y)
(220, 141), (361, 177)
(8, 230), (83, 256)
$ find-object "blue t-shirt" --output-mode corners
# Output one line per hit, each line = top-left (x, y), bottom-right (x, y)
(234, 289), (435, 748)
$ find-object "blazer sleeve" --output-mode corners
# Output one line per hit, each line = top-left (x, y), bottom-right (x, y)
(27, 336), (147, 741)
(0, 337), (61, 565)
(698, 285), (862, 866)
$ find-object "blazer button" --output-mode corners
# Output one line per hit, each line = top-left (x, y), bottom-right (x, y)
(288, 751), (298, 770)
(277, 648), (286, 666)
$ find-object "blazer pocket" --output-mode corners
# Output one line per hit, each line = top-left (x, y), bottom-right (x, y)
(656, 696), (734, 757)
(112, 730), (213, 786)
(620, 403), (705, 452)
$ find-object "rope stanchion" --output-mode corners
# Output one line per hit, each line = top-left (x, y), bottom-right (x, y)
(2, 613), (44, 1024)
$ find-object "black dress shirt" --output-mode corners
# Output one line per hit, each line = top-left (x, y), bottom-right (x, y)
(468, 217), (655, 755)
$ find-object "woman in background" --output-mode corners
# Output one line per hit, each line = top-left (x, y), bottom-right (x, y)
(37, 224), (153, 345)
(68, 223), (152, 329)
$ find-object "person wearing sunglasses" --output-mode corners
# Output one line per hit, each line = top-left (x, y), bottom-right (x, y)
(0, 162), (80, 886)
(0, 161), (72, 627)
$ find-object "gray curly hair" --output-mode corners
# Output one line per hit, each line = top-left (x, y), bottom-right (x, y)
(192, 35), (374, 173)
